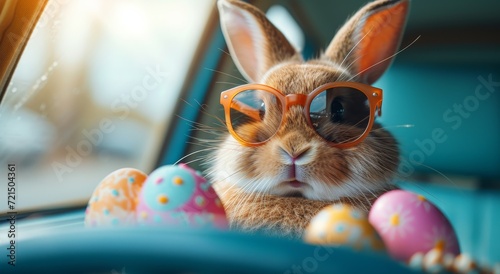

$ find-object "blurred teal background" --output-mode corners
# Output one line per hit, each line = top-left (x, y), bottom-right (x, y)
(378, 64), (500, 180)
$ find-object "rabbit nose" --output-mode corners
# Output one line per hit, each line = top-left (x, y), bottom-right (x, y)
(278, 146), (312, 165)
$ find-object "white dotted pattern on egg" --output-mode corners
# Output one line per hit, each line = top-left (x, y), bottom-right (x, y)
(305, 204), (385, 252)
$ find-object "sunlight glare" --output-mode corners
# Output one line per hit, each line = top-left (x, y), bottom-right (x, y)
(108, 2), (150, 41)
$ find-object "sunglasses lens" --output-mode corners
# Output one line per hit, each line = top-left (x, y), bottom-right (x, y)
(309, 87), (371, 144)
(229, 89), (282, 144)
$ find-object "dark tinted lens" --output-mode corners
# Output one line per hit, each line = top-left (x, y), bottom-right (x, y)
(309, 87), (370, 144)
(229, 89), (282, 143)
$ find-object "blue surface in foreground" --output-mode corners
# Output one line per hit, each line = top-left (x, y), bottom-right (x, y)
(1, 227), (418, 274)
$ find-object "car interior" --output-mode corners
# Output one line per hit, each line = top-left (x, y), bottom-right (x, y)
(0, 0), (499, 273)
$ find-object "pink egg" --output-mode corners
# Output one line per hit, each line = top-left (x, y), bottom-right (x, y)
(136, 164), (228, 229)
(368, 190), (460, 262)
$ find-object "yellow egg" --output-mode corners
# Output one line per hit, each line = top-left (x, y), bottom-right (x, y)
(304, 204), (385, 252)
(84, 168), (147, 227)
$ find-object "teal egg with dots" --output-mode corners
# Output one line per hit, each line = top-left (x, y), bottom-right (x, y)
(141, 165), (196, 211)
(136, 164), (228, 229)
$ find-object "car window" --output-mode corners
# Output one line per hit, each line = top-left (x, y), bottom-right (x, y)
(0, 0), (215, 212)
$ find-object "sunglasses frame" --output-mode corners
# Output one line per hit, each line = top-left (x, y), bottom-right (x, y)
(220, 81), (383, 148)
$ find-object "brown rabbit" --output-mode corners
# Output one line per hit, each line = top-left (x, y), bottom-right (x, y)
(210, 0), (410, 238)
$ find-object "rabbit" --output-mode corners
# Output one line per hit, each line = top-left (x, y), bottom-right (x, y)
(209, 0), (410, 238)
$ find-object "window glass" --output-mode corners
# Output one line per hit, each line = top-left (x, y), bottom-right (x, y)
(0, 0), (215, 212)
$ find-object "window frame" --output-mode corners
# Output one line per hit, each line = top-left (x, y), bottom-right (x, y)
(0, 0), (48, 101)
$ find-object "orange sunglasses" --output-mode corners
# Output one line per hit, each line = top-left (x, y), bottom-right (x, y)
(220, 82), (383, 148)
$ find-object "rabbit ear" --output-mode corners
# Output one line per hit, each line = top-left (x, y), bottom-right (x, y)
(218, 0), (302, 82)
(324, 0), (409, 84)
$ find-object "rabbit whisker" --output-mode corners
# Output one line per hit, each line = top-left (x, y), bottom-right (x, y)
(336, 28), (374, 81)
(174, 147), (214, 165)
(206, 68), (248, 84)
(348, 36), (420, 82)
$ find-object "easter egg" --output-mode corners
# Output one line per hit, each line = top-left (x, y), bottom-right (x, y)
(409, 248), (455, 273)
(85, 168), (147, 227)
(136, 164), (228, 229)
(368, 190), (460, 262)
(304, 204), (385, 252)
(452, 254), (480, 273)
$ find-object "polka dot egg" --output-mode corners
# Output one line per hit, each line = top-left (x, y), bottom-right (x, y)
(369, 190), (460, 262)
(85, 168), (147, 227)
(136, 164), (228, 229)
(304, 204), (385, 252)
